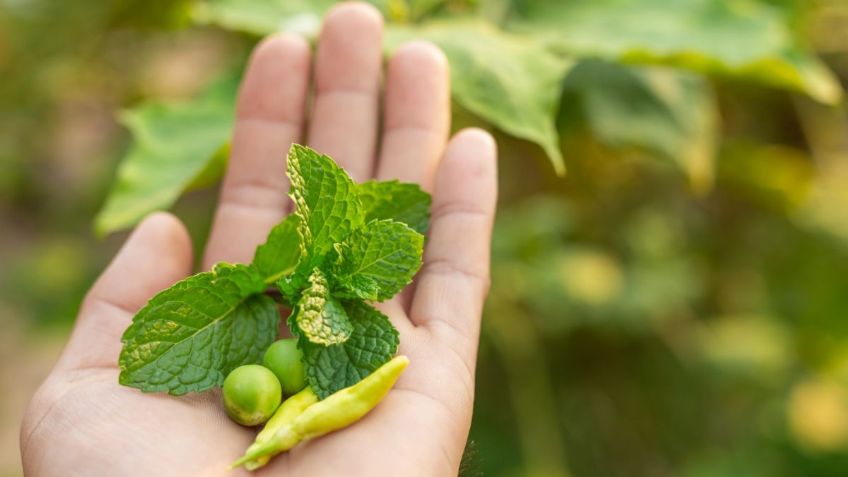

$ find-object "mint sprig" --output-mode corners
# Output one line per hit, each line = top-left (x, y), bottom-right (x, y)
(118, 145), (429, 398)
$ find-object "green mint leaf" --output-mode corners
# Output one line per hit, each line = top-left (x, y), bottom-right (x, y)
(253, 214), (301, 284)
(333, 219), (424, 302)
(287, 144), (364, 261)
(119, 263), (279, 395)
(293, 268), (353, 345)
(300, 301), (399, 399)
(358, 180), (431, 234)
(276, 274), (304, 305)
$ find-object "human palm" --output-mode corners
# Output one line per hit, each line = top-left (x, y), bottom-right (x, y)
(20, 3), (497, 476)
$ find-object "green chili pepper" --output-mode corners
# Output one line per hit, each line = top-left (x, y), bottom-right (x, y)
(232, 355), (410, 470)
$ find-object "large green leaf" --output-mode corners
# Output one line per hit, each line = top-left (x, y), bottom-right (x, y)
(386, 21), (572, 174)
(95, 77), (237, 235)
(563, 60), (718, 190)
(118, 263), (278, 395)
(193, 0), (334, 38)
(508, 0), (841, 104)
(192, 0), (454, 32)
(194, 2), (571, 173)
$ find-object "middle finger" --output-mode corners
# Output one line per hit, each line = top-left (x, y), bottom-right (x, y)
(307, 3), (384, 182)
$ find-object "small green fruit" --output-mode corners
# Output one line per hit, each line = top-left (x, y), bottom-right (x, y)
(263, 339), (307, 396)
(223, 365), (282, 426)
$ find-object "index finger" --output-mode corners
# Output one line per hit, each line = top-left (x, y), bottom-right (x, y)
(203, 34), (311, 269)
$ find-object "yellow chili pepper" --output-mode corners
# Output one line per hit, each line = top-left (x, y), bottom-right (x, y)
(244, 387), (319, 470)
(232, 355), (409, 470)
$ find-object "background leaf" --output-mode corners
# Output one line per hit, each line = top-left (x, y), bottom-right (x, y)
(95, 76), (237, 235)
(386, 20), (572, 174)
(507, 0), (842, 104)
(562, 60), (719, 190)
(193, 0), (334, 38)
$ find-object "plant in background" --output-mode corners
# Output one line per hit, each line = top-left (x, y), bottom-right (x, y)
(94, 0), (843, 236)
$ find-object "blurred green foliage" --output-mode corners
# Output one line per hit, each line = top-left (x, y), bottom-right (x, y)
(3, 0), (848, 476)
(95, 0), (843, 232)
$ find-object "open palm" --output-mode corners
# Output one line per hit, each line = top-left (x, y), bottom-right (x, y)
(21, 3), (497, 476)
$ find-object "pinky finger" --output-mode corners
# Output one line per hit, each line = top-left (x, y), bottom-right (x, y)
(409, 129), (497, 363)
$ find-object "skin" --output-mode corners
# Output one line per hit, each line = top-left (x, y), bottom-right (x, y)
(20, 3), (498, 476)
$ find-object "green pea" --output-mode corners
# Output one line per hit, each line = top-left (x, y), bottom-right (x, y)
(263, 339), (306, 396)
(223, 365), (282, 426)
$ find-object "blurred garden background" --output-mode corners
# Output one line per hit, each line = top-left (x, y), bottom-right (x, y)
(2, 0), (848, 475)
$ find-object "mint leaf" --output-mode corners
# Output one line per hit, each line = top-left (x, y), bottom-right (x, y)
(333, 220), (424, 301)
(287, 145), (364, 260)
(300, 301), (400, 399)
(293, 268), (353, 345)
(118, 263), (279, 395)
(253, 214), (301, 284)
(358, 180), (431, 234)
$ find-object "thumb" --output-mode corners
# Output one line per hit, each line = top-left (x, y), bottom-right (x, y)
(55, 212), (194, 372)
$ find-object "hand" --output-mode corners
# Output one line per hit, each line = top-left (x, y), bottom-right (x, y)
(20, 3), (497, 476)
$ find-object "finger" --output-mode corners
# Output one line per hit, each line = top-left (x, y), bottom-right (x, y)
(410, 129), (497, 364)
(58, 212), (194, 371)
(307, 2), (383, 181)
(204, 34), (311, 269)
(372, 299), (416, 338)
(377, 41), (450, 191)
